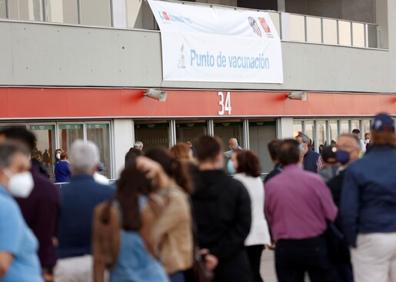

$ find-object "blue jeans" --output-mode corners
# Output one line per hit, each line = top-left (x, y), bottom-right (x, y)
(169, 271), (185, 282)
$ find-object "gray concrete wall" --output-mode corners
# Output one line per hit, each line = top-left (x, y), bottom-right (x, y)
(0, 0), (393, 92)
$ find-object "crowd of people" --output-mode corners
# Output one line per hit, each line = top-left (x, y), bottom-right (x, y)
(0, 112), (396, 282)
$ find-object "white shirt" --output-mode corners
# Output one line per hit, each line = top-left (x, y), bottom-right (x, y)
(94, 172), (110, 185)
(234, 173), (271, 246)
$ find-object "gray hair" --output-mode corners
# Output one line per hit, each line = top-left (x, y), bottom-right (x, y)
(296, 132), (311, 145)
(0, 143), (26, 169)
(70, 140), (100, 174)
(134, 141), (144, 150)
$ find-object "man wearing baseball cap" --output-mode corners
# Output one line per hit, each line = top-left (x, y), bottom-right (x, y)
(340, 113), (396, 282)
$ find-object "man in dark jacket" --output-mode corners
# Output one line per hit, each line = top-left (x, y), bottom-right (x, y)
(326, 133), (361, 282)
(340, 113), (396, 282)
(192, 135), (253, 282)
(264, 139), (282, 184)
(0, 127), (60, 282)
(296, 132), (322, 173)
(56, 140), (114, 282)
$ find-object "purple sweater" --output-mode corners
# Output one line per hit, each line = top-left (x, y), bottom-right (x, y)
(265, 164), (337, 241)
(15, 166), (60, 269)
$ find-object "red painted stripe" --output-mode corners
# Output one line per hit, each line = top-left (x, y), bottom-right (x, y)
(0, 87), (395, 119)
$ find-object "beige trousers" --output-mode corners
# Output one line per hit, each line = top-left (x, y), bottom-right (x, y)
(55, 255), (92, 282)
(351, 233), (396, 282)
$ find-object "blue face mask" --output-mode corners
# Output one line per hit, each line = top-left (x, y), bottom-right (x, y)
(336, 150), (350, 165)
(227, 159), (236, 175)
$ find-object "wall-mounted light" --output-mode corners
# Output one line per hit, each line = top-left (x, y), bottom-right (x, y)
(288, 91), (307, 101)
(144, 88), (167, 102)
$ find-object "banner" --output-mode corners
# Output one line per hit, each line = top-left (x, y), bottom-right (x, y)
(148, 0), (283, 83)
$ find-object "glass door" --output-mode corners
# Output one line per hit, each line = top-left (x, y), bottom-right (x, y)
(30, 124), (56, 179)
(59, 123), (84, 155)
(86, 123), (111, 177)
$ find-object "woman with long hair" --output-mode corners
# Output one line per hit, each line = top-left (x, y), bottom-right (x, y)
(92, 158), (168, 282)
(145, 148), (193, 282)
(232, 150), (271, 282)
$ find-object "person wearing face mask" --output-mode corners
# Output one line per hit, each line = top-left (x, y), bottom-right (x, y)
(0, 143), (43, 282)
(192, 136), (253, 282)
(340, 113), (396, 282)
(0, 127), (60, 282)
(326, 134), (361, 282)
(296, 132), (323, 173)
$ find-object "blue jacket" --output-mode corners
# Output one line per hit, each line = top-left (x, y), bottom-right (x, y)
(303, 150), (320, 173)
(340, 145), (396, 247)
(55, 160), (71, 183)
(57, 175), (114, 258)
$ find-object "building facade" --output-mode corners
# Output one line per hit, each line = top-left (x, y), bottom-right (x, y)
(0, 0), (394, 178)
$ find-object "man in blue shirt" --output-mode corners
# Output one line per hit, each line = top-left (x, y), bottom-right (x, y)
(340, 113), (396, 282)
(55, 140), (114, 282)
(0, 143), (43, 282)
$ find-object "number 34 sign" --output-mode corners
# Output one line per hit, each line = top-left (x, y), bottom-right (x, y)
(218, 92), (232, 116)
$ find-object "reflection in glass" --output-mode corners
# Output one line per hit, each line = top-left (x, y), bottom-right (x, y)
(135, 122), (169, 151)
(62, 0), (78, 24)
(214, 121), (243, 151)
(87, 124), (111, 177)
(30, 125), (56, 179)
(352, 22), (365, 48)
(293, 120), (302, 138)
(176, 121), (207, 143)
(329, 120), (338, 144)
(59, 124), (84, 155)
(303, 121), (314, 142)
(0, 0), (6, 18)
(340, 120), (349, 134)
(317, 121), (326, 147)
(8, 0), (43, 21)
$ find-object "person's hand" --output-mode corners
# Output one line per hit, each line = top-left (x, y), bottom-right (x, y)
(200, 249), (218, 271)
(265, 242), (276, 250)
(136, 157), (170, 188)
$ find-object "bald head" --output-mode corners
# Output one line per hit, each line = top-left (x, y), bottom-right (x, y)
(337, 134), (361, 163)
(228, 138), (239, 151)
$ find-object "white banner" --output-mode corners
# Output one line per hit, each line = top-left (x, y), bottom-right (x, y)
(148, 0), (283, 83)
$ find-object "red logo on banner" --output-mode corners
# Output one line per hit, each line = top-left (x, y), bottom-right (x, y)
(258, 17), (271, 33)
(162, 11), (170, 20)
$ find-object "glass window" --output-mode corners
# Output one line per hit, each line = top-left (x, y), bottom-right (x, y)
(340, 120), (349, 134)
(62, 0), (78, 24)
(303, 120), (314, 142)
(317, 120), (326, 148)
(8, 0), (43, 21)
(362, 119), (371, 137)
(214, 121), (243, 152)
(352, 22), (365, 48)
(293, 120), (302, 138)
(87, 124), (111, 178)
(30, 124), (56, 179)
(249, 121), (276, 173)
(306, 16), (322, 44)
(339, 20), (352, 46)
(44, 0), (64, 23)
(351, 120), (360, 133)
(59, 124), (84, 155)
(367, 24), (378, 48)
(0, 0), (6, 18)
(323, 18), (337, 45)
(176, 121), (207, 143)
(282, 13), (305, 42)
(329, 120), (338, 144)
(135, 122), (170, 151)
(80, 0), (112, 26)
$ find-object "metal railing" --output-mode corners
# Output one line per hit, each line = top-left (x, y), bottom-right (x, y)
(0, 0), (384, 49)
(271, 12), (380, 49)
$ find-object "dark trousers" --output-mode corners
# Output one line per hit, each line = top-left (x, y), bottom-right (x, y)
(275, 235), (335, 282)
(245, 245), (264, 282)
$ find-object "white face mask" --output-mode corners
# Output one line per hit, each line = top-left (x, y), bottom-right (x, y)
(56, 153), (61, 160)
(5, 171), (34, 198)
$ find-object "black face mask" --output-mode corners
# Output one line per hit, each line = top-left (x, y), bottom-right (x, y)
(335, 150), (350, 165)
